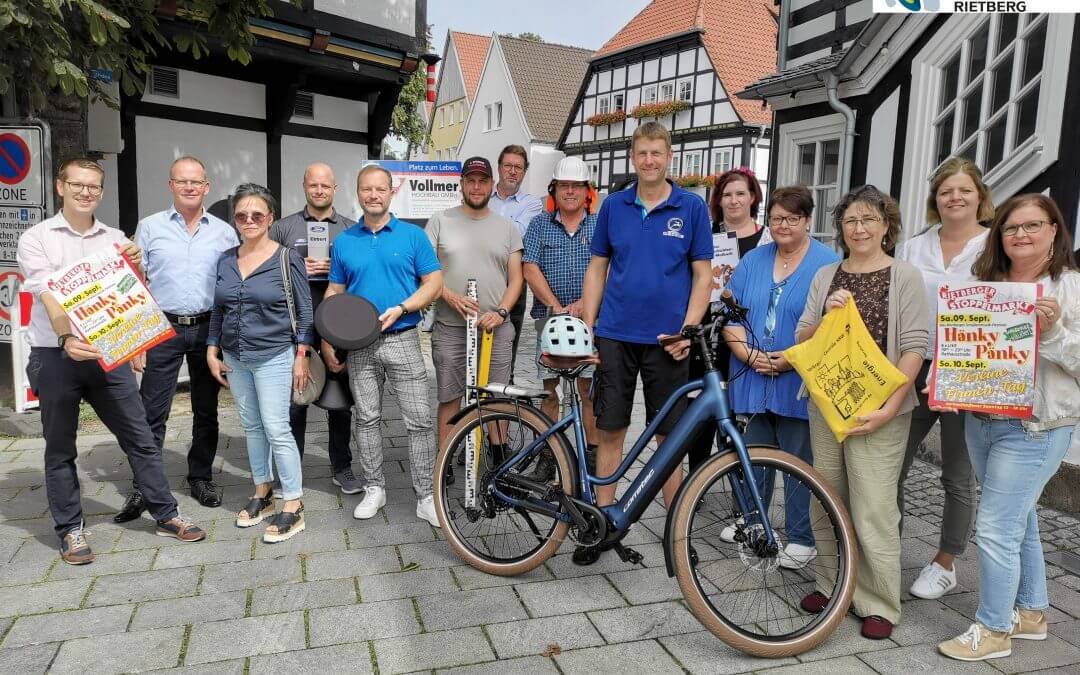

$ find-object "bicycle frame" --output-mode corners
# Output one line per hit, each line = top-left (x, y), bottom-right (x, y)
(488, 348), (778, 547)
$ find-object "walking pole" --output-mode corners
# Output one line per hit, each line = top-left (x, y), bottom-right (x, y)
(464, 280), (480, 507)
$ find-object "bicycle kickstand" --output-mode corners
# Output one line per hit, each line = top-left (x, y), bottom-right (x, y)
(612, 543), (645, 567)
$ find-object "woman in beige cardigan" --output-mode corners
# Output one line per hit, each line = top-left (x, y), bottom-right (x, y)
(795, 186), (930, 640)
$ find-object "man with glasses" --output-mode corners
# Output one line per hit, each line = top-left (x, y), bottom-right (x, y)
(522, 157), (599, 480)
(118, 156), (238, 519)
(270, 162), (363, 495)
(17, 158), (207, 564)
(491, 145), (542, 382)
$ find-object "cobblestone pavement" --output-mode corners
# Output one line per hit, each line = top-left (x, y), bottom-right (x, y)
(1, 317), (1079, 673)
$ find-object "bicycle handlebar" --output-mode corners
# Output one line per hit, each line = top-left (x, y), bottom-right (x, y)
(681, 291), (751, 372)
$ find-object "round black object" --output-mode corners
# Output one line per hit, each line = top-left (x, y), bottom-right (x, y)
(316, 294), (381, 350)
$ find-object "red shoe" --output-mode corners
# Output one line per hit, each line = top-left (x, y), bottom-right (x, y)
(861, 615), (894, 640)
(801, 591), (829, 614)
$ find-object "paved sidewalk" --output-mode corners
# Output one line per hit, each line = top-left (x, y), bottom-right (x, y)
(1, 318), (1080, 673)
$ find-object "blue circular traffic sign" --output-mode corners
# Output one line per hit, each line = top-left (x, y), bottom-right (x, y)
(0, 134), (32, 186)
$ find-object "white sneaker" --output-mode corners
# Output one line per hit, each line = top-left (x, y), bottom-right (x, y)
(416, 495), (441, 528)
(779, 542), (817, 570)
(353, 486), (386, 520)
(720, 516), (745, 543)
(910, 561), (958, 599)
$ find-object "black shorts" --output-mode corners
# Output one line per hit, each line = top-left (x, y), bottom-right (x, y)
(593, 336), (690, 435)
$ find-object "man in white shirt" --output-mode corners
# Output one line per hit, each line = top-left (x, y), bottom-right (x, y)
(17, 158), (207, 566)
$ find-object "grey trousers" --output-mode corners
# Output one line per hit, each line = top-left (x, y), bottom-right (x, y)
(897, 360), (977, 556)
(347, 330), (436, 498)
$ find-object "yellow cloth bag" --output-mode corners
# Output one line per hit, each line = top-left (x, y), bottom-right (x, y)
(784, 296), (908, 442)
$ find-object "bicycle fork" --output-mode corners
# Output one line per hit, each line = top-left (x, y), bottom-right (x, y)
(719, 417), (780, 552)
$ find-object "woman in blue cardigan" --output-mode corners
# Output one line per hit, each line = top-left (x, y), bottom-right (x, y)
(720, 186), (839, 570)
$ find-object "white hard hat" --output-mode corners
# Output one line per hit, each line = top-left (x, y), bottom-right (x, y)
(540, 315), (594, 357)
(552, 156), (591, 183)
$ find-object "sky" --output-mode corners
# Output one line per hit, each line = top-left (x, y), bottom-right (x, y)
(425, 0), (652, 55)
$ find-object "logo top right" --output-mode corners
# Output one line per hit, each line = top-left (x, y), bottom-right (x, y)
(880, 0), (942, 9)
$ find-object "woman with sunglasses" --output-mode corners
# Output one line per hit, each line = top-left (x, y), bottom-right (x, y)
(796, 185), (930, 640)
(206, 183), (314, 543)
(938, 194), (1080, 662)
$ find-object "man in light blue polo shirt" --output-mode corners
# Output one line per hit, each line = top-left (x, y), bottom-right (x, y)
(491, 144), (543, 382)
(125, 156), (238, 518)
(323, 164), (444, 527)
(580, 122), (713, 565)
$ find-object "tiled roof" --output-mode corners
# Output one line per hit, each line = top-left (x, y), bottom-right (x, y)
(451, 31), (491, 103)
(594, 0), (777, 125)
(738, 53), (845, 98)
(500, 36), (593, 143)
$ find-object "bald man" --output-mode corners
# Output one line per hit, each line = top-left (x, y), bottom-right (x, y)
(270, 163), (363, 494)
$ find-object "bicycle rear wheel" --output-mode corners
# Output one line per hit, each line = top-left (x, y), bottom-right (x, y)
(433, 401), (577, 576)
(670, 447), (856, 658)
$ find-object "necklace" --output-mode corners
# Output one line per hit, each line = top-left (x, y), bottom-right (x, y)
(778, 238), (809, 270)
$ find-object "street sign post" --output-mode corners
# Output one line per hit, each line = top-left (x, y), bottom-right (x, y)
(0, 120), (51, 345)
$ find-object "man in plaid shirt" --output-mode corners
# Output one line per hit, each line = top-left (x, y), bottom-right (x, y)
(522, 157), (599, 478)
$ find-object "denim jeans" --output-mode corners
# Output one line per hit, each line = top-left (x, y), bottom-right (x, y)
(966, 415), (1074, 632)
(744, 412), (815, 547)
(224, 348), (303, 500)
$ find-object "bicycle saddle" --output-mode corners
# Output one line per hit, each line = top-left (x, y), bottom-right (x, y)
(472, 383), (550, 399)
(540, 353), (601, 371)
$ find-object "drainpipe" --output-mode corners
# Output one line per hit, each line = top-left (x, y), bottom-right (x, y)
(778, 1), (791, 72)
(823, 71), (855, 195)
(748, 123), (767, 173)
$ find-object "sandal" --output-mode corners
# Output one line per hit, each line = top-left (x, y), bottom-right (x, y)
(263, 502), (305, 543)
(236, 494), (275, 528)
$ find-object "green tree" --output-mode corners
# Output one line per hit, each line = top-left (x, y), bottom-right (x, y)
(0, 0), (293, 112)
(516, 32), (543, 42)
(388, 24), (432, 159)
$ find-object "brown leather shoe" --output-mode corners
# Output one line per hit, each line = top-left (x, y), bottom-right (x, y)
(156, 517), (207, 542)
(60, 529), (94, 565)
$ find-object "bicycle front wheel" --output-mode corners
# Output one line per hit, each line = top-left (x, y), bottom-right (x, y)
(433, 401), (577, 576)
(670, 447), (857, 658)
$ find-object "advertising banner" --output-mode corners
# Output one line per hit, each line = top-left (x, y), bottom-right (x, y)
(368, 160), (462, 219)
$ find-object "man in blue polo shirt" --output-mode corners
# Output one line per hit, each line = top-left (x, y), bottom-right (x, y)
(580, 121), (713, 565)
(323, 164), (444, 526)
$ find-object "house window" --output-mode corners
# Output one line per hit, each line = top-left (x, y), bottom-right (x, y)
(613, 93), (625, 112)
(484, 102), (503, 131)
(598, 96), (610, 115)
(660, 82), (675, 102)
(585, 160), (600, 185)
(932, 14), (1049, 174)
(683, 151), (703, 176)
(447, 106), (454, 126)
(901, 13), (1071, 232)
(458, 102), (465, 123)
(678, 79), (693, 103)
(668, 153), (681, 178)
(712, 148), (733, 175)
(438, 109), (444, 128)
(643, 85), (658, 105)
(777, 114), (844, 243)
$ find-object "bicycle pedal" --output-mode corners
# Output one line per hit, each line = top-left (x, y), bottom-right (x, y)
(613, 544), (644, 566)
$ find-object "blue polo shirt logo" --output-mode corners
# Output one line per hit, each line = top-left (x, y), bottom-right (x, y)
(663, 218), (685, 239)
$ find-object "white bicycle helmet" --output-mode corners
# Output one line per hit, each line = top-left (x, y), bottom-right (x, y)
(541, 315), (594, 357)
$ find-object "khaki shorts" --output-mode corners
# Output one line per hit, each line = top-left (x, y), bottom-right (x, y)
(431, 321), (515, 403)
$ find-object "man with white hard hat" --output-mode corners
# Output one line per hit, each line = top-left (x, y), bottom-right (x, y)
(521, 156), (599, 480)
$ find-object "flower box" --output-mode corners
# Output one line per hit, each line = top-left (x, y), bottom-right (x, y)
(585, 110), (627, 127)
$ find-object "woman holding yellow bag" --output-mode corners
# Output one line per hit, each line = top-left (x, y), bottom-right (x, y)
(794, 185), (930, 640)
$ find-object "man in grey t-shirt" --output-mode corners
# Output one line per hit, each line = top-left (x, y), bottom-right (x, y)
(426, 157), (524, 454)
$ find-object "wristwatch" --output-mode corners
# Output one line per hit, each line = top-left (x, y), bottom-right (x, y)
(397, 303), (409, 315)
(495, 307), (509, 319)
(57, 333), (76, 349)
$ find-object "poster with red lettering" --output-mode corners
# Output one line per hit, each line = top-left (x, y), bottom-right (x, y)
(929, 281), (1041, 417)
(44, 243), (175, 371)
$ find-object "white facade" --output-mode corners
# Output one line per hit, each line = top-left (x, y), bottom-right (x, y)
(456, 39), (561, 198)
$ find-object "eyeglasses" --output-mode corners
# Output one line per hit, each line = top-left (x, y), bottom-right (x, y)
(768, 215), (804, 227)
(1002, 220), (1052, 237)
(841, 215), (883, 229)
(64, 181), (103, 196)
(234, 212), (269, 225)
(170, 179), (208, 188)
(500, 163), (526, 173)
